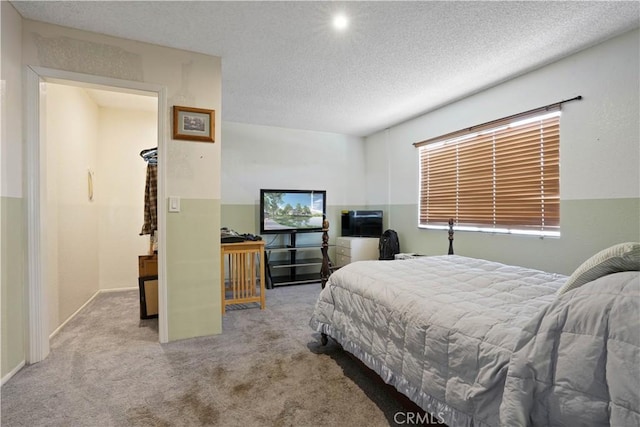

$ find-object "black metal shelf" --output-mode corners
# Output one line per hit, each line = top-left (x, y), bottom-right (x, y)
(270, 273), (322, 286)
(264, 231), (326, 288)
(268, 258), (324, 268)
(266, 243), (327, 251)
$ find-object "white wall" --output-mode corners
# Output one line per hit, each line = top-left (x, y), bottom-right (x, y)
(369, 29), (640, 205)
(222, 121), (366, 206)
(365, 29), (640, 274)
(97, 106), (157, 290)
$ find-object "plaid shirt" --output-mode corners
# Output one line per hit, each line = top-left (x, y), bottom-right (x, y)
(140, 164), (157, 235)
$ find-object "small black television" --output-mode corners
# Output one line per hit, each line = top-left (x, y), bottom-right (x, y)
(260, 189), (326, 234)
(341, 210), (383, 237)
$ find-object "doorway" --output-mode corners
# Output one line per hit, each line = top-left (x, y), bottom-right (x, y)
(45, 81), (159, 338)
(25, 66), (168, 364)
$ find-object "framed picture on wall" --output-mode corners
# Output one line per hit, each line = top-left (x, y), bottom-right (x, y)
(172, 105), (215, 142)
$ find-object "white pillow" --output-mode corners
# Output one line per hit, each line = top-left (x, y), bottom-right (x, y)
(557, 242), (640, 295)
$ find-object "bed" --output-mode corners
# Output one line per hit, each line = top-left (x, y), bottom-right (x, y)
(310, 222), (640, 426)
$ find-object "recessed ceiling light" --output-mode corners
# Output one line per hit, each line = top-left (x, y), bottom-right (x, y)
(333, 13), (349, 31)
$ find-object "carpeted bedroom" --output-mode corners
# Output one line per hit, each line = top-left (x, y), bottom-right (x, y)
(1, 285), (432, 427)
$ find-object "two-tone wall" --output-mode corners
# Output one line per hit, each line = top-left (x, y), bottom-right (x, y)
(4, 4), (637, 384)
(221, 121), (367, 241)
(2, 3), (223, 380)
(221, 29), (640, 276)
(2, 0), (27, 381)
(22, 19), (223, 344)
(365, 29), (640, 274)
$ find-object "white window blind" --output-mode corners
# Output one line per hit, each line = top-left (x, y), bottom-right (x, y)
(417, 109), (560, 237)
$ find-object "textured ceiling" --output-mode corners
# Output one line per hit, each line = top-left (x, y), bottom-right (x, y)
(11, 1), (640, 137)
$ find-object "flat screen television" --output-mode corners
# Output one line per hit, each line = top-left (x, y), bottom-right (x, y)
(260, 189), (326, 234)
(341, 210), (383, 237)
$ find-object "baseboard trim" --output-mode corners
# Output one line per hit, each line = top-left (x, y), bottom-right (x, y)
(100, 287), (137, 293)
(2, 360), (26, 386)
(49, 290), (101, 340)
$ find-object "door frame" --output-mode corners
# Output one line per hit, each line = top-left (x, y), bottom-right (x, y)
(25, 65), (169, 363)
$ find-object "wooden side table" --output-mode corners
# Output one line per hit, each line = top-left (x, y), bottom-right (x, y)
(220, 240), (266, 313)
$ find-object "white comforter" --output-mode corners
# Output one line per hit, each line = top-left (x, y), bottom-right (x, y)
(310, 255), (567, 426)
(500, 270), (640, 426)
(310, 255), (640, 426)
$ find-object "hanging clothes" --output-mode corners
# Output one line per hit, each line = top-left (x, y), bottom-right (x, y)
(140, 163), (157, 235)
(140, 147), (157, 164)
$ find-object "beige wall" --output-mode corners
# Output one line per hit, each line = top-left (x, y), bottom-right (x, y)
(96, 106), (157, 290)
(45, 83), (100, 333)
(45, 83), (157, 335)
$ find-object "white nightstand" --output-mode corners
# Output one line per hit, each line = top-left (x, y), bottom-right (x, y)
(336, 236), (379, 267)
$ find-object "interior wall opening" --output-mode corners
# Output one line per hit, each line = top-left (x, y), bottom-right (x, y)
(43, 80), (159, 339)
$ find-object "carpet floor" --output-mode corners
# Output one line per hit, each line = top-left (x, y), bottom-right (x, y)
(1, 284), (427, 426)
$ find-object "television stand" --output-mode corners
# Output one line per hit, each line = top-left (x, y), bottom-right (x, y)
(264, 231), (331, 288)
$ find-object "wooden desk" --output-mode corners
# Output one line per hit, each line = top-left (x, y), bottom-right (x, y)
(220, 240), (266, 313)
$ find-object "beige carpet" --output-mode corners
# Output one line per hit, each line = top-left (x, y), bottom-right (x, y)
(1, 284), (432, 426)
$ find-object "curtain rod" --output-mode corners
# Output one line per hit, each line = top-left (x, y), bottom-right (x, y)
(413, 95), (582, 148)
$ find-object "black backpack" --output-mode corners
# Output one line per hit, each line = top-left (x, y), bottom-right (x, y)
(379, 229), (400, 260)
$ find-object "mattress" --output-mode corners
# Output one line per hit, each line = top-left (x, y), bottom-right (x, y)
(310, 255), (640, 426)
(310, 255), (567, 426)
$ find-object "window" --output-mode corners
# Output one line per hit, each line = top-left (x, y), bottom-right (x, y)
(417, 109), (560, 237)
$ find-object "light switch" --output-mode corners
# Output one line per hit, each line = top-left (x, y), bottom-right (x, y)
(169, 196), (181, 213)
